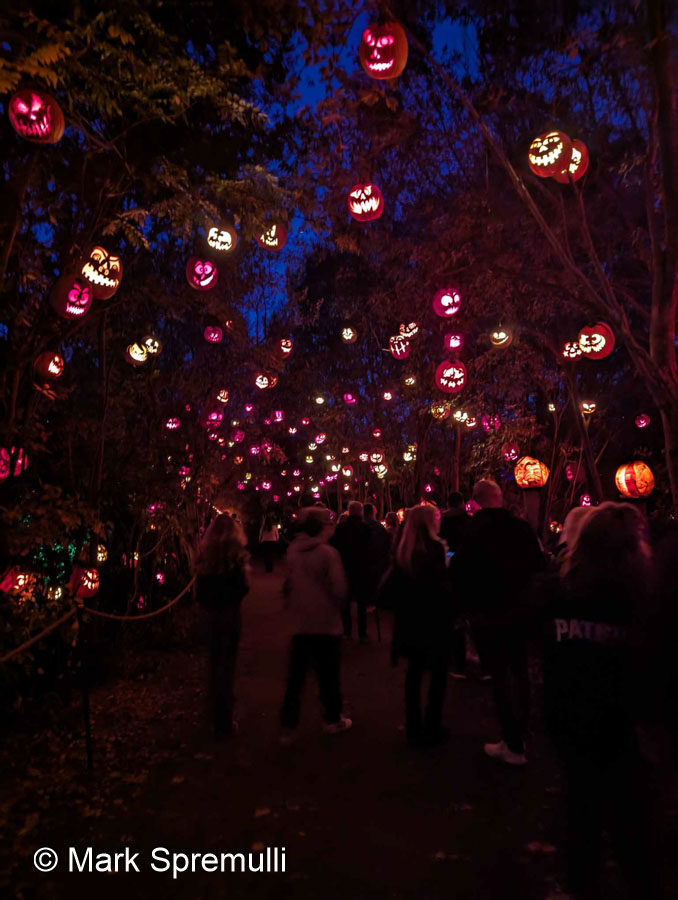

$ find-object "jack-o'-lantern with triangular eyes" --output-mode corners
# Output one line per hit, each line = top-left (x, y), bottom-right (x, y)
(359, 22), (408, 80)
(435, 360), (467, 394)
(257, 224), (287, 252)
(348, 184), (384, 222)
(528, 131), (572, 178)
(578, 322), (615, 360)
(186, 257), (218, 291)
(9, 90), (65, 143)
(50, 275), (93, 320)
(80, 245), (122, 300)
(432, 288), (462, 318)
(206, 223), (237, 253)
(34, 352), (65, 380)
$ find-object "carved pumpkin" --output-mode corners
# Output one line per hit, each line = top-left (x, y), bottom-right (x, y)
(204, 325), (223, 343)
(580, 494), (592, 507)
(341, 326), (358, 344)
(34, 351), (65, 380)
(257, 224), (287, 251)
(528, 131), (572, 178)
(278, 338), (293, 358)
(435, 360), (466, 394)
(255, 373), (277, 390)
(315, 432), (326, 444)
(482, 413), (501, 432)
(373, 463), (389, 479)
(50, 275), (93, 320)
(399, 321), (419, 340)
(514, 456), (550, 488)
(9, 90), (65, 143)
(502, 442), (520, 462)
(348, 183), (384, 222)
(186, 257), (218, 290)
(404, 374), (416, 386)
(432, 288), (461, 318)
(216, 389), (229, 404)
(562, 341), (583, 361)
(615, 461), (655, 498)
(403, 444), (417, 463)
(343, 392), (358, 405)
(165, 417), (181, 430)
(444, 333), (464, 352)
(273, 409), (284, 422)
(341, 465), (353, 478)
(453, 409), (467, 423)
(553, 140), (589, 183)
(369, 449), (385, 465)
(491, 327), (512, 347)
(580, 401), (597, 416)
(359, 22), (408, 80)
(207, 223), (237, 252)
(70, 566), (100, 598)
(80, 245), (122, 300)
(127, 342), (149, 366)
(578, 322), (615, 360)
(383, 390), (393, 401)
(389, 334), (410, 359)
(143, 335), (162, 356)
(635, 413), (650, 429)
(430, 402), (451, 420)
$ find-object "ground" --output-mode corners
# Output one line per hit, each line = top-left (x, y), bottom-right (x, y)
(1, 569), (675, 899)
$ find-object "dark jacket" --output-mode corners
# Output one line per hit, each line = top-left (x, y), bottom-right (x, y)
(196, 563), (248, 612)
(331, 516), (371, 595)
(439, 507), (470, 555)
(365, 519), (391, 585)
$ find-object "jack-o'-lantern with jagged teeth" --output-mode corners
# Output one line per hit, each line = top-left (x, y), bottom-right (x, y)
(359, 23), (408, 80)
(433, 288), (462, 318)
(257, 224), (287, 251)
(528, 131), (572, 178)
(9, 90), (65, 143)
(207, 224), (237, 252)
(50, 275), (93, 320)
(435, 360), (467, 394)
(80, 246), (122, 300)
(348, 184), (384, 222)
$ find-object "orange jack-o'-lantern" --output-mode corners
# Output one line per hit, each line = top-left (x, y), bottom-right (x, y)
(9, 90), (65, 143)
(50, 275), (93, 320)
(70, 566), (100, 598)
(578, 322), (615, 360)
(432, 288), (461, 318)
(204, 325), (223, 343)
(165, 417), (181, 430)
(562, 341), (583, 361)
(491, 327), (512, 347)
(255, 373), (277, 390)
(502, 442), (520, 462)
(615, 461), (655, 498)
(389, 334), (410, 359)
(186, 257), (218, 290)
(80, 245), (122, 300)
(430, 402), (451, 420)
(216, 389), (229, 404)
(341, 326), (357, 344)
(207, 223), (237, 252)
(257, 224), (287, 251)
(348, 183), (384, 222)
(278, 338), (293, 358)
(435, 360), (466, 394)
(528, 131), (572, 178)
(399, 322), (419, 340)
(34, 351), (65, 380)
(514, 456), (550, 488)
(359, 22), (408, 80)
(126, 342), (148, 366)
(553, 140), (589, 183)
(143, 335), (162, 356)
(580, 400), (597, 416)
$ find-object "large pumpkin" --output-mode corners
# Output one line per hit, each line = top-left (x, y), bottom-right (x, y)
(553, 140), (589, 183)
(9, 90), (65, 143)
(50, 274), (93, 320)
(359, 22), (408, 80)
(615, 461), (655, 499)
(186, 257), (218, 291)
(514, 456), (550, 488)
(206, 223), (237, 252)
(528, 131), (572, 178)
(578, 322), (615, 360)
(435, 360), (467, 394)
(347, 183), (384, 222)
(80, 245), (122, 300)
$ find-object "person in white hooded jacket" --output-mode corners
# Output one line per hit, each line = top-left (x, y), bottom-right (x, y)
(280, 506), (352, 740)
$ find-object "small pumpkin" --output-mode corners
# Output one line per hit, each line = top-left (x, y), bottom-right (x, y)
(186, 257), (218, 291)
(34, 351), (65, 380)
(578, 322), (615, 360)
(257, 224), (287, 251)
(50, 275), (93, 320)
(435, 360), (466, 394)
(553, 140), (589, 183)
(206, 223), (237, 252)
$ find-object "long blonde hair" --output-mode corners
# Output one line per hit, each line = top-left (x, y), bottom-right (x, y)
(196, 514), (248, 576)
(396, 505), (441, 574)
(559, 506), (595, 575)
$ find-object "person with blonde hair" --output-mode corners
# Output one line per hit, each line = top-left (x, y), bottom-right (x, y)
(196, 513), (250, 738)
(391, 504), (453, 744)
(558, 505), (594, 575)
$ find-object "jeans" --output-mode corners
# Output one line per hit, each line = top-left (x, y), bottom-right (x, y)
(342, 594), (367, 639)
(405, 652), (448, 738)
(477, 625), (530, 753)
(281, 634), (342, 728)
(207, 608), (241, 735)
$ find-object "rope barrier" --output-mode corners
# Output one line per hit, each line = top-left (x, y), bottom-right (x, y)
(0, 609), (78, 664)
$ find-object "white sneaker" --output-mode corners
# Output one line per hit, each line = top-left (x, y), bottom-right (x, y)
(323, 716), (353, 735)
(483, 740), (527, 766)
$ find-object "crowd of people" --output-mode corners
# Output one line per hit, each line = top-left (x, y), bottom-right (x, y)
(195, 485), (678, 900)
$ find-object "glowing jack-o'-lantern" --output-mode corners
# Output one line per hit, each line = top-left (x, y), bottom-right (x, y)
(580, 494), (592, 507)
(70, 566), (100, 598)
(232, 429), (245, 443)
(342, 326), (357, 344)
(578, 323), (615, 360)
(143, 335), (162, 356)
(257, 224), (287, 251)
(465, 416), (478, 429)
(186, 257), (218, 290)
(430, 402), (451, 421)
(528, 131), (572, 178)
(341, 465), (353, 478)
(403, 443), (417, 463)
(404, 375), (416, 386)
(399, 322), (419, 340)
(0, 446), (29, 480)
(444, 333), (464, 352)
(315, 432), (326, 444)
(80, 246), (122, 300)
(217, 389), (229, 404)
(433, 288), (461, 318)
(126, 342), (148, 366)
(615, 461), (655, 498)
(435, 360), (467, 394)
(514, 456), (550, 488)
(34, 352), (65, 380)
(562, 341), (583, 361)
(204, 325), (223, 343)
(348, 184), (384, 222)
(207, 224), (237, 252)
(491, 327), (512, 347)
(9, 90), (65, 143)
(343, 392), (358, 405)
(553, 140), (589, 183)
(373, 463), (389, 479)
(389, 334), (410, 359)
(383, 391), (393, 401)
(369, 449), (385, 465)
(635, 413), (650, 429)
(482, 413), (501, 432)
(359, 22), (408, 80)
(453, 410), (468, 424)
(165, 417), (181, 430)
(278, 338), (293, 358)
(502, 442), (520, 462)
(580, 401), (597, 416)
(255, 373), (277, 390)
(51, 275), (93, 320)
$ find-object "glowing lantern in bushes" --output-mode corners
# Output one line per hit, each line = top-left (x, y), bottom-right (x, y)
(186, 257), (218, 290)
(255, 373), (277, 390)
(389, 334), (410, 359)
(528, 131), (572, 178)
(359, 22), (408, 80)
(502, 442), (520, 462)
(433, 288), (461, 318)
(399, 322), (419, 340)
(143, 335), (162, 356)
(562, 341), (583, 361)
(9, 90), (65, 143)
(481, 414), (501, 432)
(444, 333), (464, 352)
(615, 461), (655, 499)
(348, 183), (384, 222)
(126, 342), (148, 366)
(50, 275), (93, 320)
(80, 245), (122, 300)
(372, 428), (382, 438)
(578, 323), (615, 360)
(373, 463), (388, 479)
(257, 224), (287, 251)
(370, 449), (385, 465)
(342, 465), (353, 478)
(580, 494), (592, 507)
(273, 409), (285, 423)
(165, 417), (181, 430)
(34, 352), (64, 380)
(580, 401), (596, 416)
(635, 413), (650, 429)
(404, 375), (416, 386)
(278, 338), (293, 358)
(70, 566), (99, 598)
(342, 326), (357, 344)
(431, 402), (450, 420)
(217, 389), (229, 404)
(553, 140), (589, 183)
(514, 456), (550, 488)
(435, 360), (466, 394)
(207, 224), (237, 252)
(491, 327), (512, 347)
(204, 325), (223, 343)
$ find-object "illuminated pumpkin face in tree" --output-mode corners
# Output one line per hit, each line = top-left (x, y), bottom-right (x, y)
(491, 328), (512, 347)
(553, 140), (589, 183)
(80, 246), (122, 300)
(126, 342), (148, 366)
(186, 257), (218, 290)
(70, 566), (100, 598)
(435, 360), (467, 394)
(204, 325), (223, 343)
(217, 389), (229, 404)
(444, 333), (464, 352)
(432, 288), (461, 318)
(389, 334), (410, 359)
(635, 413), (650, 429)
(165, 417), (181, 430)
(528, 131), (572, 178)
(143, 336), (162, 356)
(207, 224), (237, 252)
(578, 323), (615, 360)
(34, 352), (65, 380)
(359, 22), (408, 80)
(9, 90), (65, 143)
(580, 401), (597, 416)
(342, 326), (357, 344)
(562, 341), (583, 361)
(399, 322), (419, 340)
(502, 442), (520, 462)
(481, 414), (501, 432)
(348, 184), (384, 222)
(343, 392), (358, 405)
(257, 224), (287, 251)
(255, 373), (277, 390)
(430, 402), (451, 421)
(514, 456), (550, 488)
(51, 275), (93, 320)
(370, 449), (385, 465)
(278, 338), (293, 358)
(615, 461), (655, 498)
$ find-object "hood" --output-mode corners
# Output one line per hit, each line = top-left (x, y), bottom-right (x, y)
(290, 533), (328, 553)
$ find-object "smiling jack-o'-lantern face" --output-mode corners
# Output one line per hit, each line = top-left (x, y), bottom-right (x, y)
(359, 22), (408, 80)
(491, 328), (512, 347)
(186, 257), (218, 291)
(80, 246), (122, 300)
(70, 566), (100, 598)
(399, 321), (419, 340)
(580, 401), (597, 416)
(51, 275), (93, 320)
(433, 288), (461, 318)
(342, 326), (357, 344)
(635, 413), (650, 429)
(216, 389), (229, 404)
(34, 352), (65, 380)
(553, 140), (589, 183)
(430, 402), (451, 421)
(615, 461), (655, 498)
(514, 456), (550, 488)
(278, 338), (293, 358)
(126, 342), (148, 366)
(204, 325), (223, 343)
(578, 322), (615, 360)
(257, 224), (287, 251)
(348, 183), (384, 222)
(502, 442), (520, 462)
(435, 360), (467, 394)
(207, 224), (237, 252)
(343, 392), (358, 405)
(369, 449), (385, 465)
(9, 90), (65, 143)
(389, 334), (410, 359)
(528, 131), (572, 178)
(143, 336), (162, 355)
(255, 373), (277, 390)
(165, 417), (181, 430)
(562, 341), (583, 361)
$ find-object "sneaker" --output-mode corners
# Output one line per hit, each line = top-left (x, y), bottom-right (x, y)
(483, 740), (527, 766)
(323, 716), (353, 735)
(279, 729), (296, 746)
(450, 672), (467, 680)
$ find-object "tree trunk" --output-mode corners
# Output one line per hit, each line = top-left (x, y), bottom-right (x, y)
(660, 402), (678, 515)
